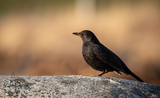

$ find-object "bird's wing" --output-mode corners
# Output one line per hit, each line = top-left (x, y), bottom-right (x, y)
(93, 44), (128, 74)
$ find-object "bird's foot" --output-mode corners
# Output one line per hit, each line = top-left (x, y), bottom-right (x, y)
(98, 73), (104, 76)
(98, 70), (108, 76)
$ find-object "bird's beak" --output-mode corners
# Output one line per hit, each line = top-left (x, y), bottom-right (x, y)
(73, 32), (82, 36)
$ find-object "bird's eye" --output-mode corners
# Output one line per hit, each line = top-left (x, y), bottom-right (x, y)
(83, 33), (87, 36)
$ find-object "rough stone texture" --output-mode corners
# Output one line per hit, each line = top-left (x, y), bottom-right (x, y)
(0, 75), (159, 98)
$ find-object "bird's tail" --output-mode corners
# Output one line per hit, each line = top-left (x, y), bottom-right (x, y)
(116, 56), (144, 82)
(129, 71), (143, 82)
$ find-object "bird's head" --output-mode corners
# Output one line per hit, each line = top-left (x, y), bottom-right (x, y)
(73, 30), (99, 43)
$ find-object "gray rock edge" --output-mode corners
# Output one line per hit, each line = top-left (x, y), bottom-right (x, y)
(0, 75), (160, 98)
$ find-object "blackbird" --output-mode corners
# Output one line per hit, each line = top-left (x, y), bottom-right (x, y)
(73, 30), (143, 82)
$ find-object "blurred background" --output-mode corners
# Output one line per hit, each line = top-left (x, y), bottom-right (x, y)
(0, 0), (160, 86)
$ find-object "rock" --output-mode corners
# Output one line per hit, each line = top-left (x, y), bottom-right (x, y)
(0, 75), (159, 98)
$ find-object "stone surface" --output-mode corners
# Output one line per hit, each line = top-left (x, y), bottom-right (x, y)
(0, 75), (160, 98)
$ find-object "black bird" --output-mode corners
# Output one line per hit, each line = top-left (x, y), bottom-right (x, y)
(73, 30), (143, 82)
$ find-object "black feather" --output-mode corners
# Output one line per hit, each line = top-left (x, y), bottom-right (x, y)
(73, 30), (144, 82)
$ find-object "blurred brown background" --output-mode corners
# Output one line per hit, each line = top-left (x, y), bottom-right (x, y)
(0, 0), (160, 86)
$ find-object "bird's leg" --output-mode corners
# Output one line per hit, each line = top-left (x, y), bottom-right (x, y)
(98, 70), (108, 76)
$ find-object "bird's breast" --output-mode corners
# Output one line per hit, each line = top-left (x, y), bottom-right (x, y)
(82, 43), (112, 71)
(82, 46), (95, 60)
(82, 44), (104, 70)
(82, 44), (95, 63)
